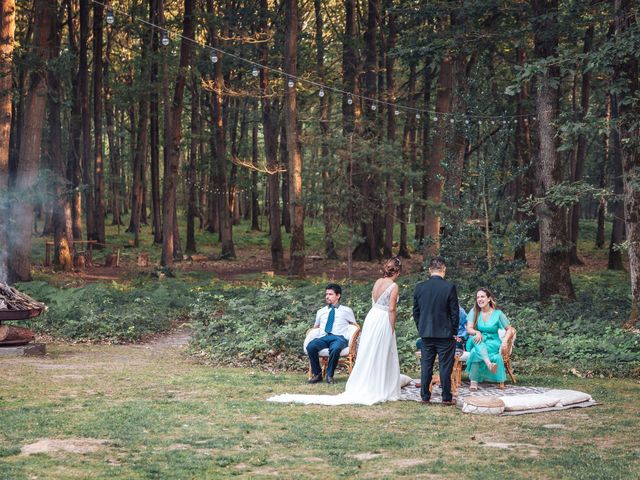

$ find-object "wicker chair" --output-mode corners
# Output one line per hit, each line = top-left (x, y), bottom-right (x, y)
(418, 327), (517, 392)
(303, 324), (361, 379)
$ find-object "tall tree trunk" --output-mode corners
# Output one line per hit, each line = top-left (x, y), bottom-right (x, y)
(0, 0), (16, 280)
(250, 109), (260, 231)
(399, 63), (417, 259)
(280, 122), (291, 232)
(259, 0), (284, 270)
(92, 0), (105, 246)
(532, 0), (575, 300)
(595, 97), (610, 249)
(383, 0), (397, 258)
(104, 28), (121, 226)
(569, 25), (593, 265)
(186, 77), (198, 254)
(315, 0), (338, 259)
(284, 0), (305, 276)
(206, 0), (234, 259)
(80, 0), (95, 242)
(150, 0), (162, 243)
(513, 46), (534, 263)
(424, 57), (453, 259)
(608, 92), (625, 270)
(615, 0), (640, 323)
(352, 0), (380, 261)
(48, 13), (73, 271)
(65, 0), (82, 239)
(418, 61), (433, 246)
(7, 0), (52, 282)
(161, 0), (195, 266)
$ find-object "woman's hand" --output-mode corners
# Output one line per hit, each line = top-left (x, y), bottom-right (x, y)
(473, 331), (483, 344)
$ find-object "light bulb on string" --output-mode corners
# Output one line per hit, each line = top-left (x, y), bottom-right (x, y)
(106, 8), (115, 25)
(318, 89), (325, 97)
(478, 120), (483, 125)
(491, 120), (496, 125)
(465, 119), (469, 125)
(252, 66), (259, 77)
(433, 116), (438, 122)
(450, 118), (455, 124)
(394, 109), (400, 116)
(371, 103), (377, 111)
(347, 95), (353, 105)
(288, 78), (295, 88)
(161, 30), (170, 46)
(416, 113), (421, 120)
(210, 51), (218, 63)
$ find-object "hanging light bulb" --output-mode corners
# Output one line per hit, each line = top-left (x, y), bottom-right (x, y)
(491, 120), (496, 125)
(465, 119), (469, 125)
(394, 109), (400, 116)
(106, 8), (115, 25)
(210, 51), (218, 63)
(347, 95), (353, 105)
(252, 66), (259, 77)
(318, 89), (325, 97)
(450, 118), (455, 124)
(288, 78), (295, 88)
(478, 120), (483, 125)
(432, 116), (438, 122)
(416, 113), (421, 120)
(161, 30), (170, 46)
(371, 103), (377, 111)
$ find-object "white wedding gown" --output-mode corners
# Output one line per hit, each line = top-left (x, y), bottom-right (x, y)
(267, 283), (401, 405)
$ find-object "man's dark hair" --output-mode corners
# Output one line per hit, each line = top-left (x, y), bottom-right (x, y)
(326, 283), (342, 296)
(429, 256), (446, 271)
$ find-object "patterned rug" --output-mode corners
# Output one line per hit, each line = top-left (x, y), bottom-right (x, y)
(401, 380), (596, 415)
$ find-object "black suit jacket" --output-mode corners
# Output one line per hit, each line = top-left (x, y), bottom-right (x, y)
(413, 275), (460, 339)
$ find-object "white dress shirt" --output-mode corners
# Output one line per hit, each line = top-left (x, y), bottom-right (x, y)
(314, 304), (356, 339)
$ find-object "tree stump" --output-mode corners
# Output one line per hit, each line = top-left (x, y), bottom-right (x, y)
(73, 252), (86, 269)
(137, 252), (149, 267)
(104, 250), (120, 267)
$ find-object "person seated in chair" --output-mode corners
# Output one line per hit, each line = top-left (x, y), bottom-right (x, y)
(306, 283), (357, 385)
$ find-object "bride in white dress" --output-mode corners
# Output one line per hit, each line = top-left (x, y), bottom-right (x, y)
(268, 257), (402, 406)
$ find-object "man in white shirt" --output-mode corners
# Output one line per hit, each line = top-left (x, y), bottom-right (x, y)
(306, 283), (357, 384)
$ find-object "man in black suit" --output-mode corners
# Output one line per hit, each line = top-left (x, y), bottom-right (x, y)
(413, 256), (460, 405)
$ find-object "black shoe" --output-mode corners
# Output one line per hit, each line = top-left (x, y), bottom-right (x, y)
(308, 374), (322, 384)
(441, 399), (457, 406)
(420, 399), (430, 405)
(326, 376), (335, 384)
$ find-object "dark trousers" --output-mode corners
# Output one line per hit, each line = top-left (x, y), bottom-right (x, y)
(420, 337), (456, 402)
(307, 334), (348, 378)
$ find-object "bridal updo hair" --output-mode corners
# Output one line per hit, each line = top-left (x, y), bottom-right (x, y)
(382, 256), (402, 278)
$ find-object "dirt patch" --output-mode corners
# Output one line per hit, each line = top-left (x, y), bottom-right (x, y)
(348, 452), (383, 461)
(20, 438), (109, 456)
(392, 458), (427, 468)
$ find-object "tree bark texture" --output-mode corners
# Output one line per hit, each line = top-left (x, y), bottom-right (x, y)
(7, 0), (53, 282)
(259, 0), (284, 270)
(284, 0), (305, 276)
(0, 0), (15, 280)
(92, 0), (105, 246)
(424, 57), (453, 260)
(615, 0), (640, 323)
(533, 0), (575, 300)
(161, 0), (195, 266)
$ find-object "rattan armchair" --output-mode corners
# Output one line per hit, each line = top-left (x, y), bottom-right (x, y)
(303, 324), (361, 379)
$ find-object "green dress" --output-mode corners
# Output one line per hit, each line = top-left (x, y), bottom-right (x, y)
(465, 309), (510, 383)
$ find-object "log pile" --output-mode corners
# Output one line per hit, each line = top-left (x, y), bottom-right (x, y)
(0, 282), (46, 312)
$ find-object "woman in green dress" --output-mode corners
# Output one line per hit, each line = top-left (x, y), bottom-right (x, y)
(465, 287), (515, 391)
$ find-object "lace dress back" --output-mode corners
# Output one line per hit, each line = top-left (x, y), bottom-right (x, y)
(372, 282), (396, 311)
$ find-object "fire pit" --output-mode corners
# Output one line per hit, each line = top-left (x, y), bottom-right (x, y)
(0, 282), (46, 355)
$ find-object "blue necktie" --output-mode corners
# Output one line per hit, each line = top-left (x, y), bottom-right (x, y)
(325, 305), (335, 335)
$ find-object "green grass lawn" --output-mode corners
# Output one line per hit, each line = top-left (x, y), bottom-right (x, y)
(1, 338), (638, 479)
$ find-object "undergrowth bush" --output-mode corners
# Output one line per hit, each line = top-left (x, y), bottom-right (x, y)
(190, 270), (640, 377)
(16, 279), (200, 342)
